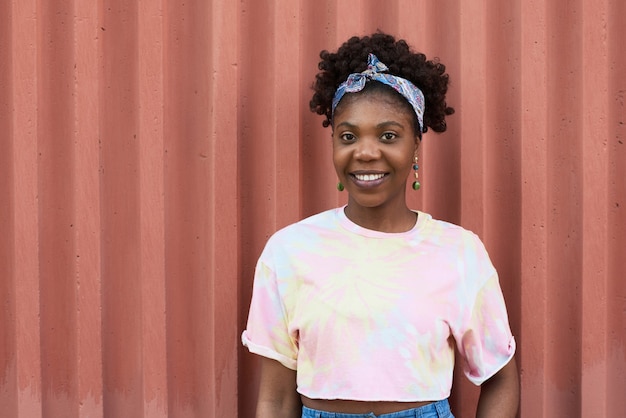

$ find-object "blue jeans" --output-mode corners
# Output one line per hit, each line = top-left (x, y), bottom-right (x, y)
(301, 399), (454, 418)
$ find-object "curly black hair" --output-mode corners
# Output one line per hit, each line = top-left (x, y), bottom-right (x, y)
(310, 33), (454, 134)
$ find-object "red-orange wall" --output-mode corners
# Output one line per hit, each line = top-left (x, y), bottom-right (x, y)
(1, 1), (625, 417)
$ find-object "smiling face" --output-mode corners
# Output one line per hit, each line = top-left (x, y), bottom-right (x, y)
(332, 85), (420, 215)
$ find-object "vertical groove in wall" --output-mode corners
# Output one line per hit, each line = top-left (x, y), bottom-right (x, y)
(74, 0), (103, 416)
(452, 2), (487, 411)
(11, 1), (42, 416)
(607, 1), (626, 416)
(272, 0), (302, 225)
(137, 0), (167, 416)
(483, 0), (523, 314)
(163, 0), (219, 415)
(545, 1), (584, 415)
(1, 1), (625, 417)
(481, 5), (523, 417)
(208, 0), (239, 415)
(299, 0), (338, 218)
(100, 1), (142, 416)
(458, 0), (486, 237)
(38, 1), (79, 415)
(237, 0), (278, 412)
(0, 1), (16, 416)
(519, 0), (549, 416)
(580, 0), (610, 416)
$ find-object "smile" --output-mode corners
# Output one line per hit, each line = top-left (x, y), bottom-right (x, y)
(349, 172), (388, 188)
(354, 173), (385, 181)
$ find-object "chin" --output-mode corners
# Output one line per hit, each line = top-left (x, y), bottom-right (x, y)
(349, 196), (390, 209)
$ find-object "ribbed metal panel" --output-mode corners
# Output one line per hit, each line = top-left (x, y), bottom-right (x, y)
(0, 1), (624, 417)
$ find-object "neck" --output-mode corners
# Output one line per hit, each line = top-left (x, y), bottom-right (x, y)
(344, 200), (417, 233)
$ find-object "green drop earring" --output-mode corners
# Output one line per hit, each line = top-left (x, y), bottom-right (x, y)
(337, 182), (344, 191)
(412, 155), (421, 191)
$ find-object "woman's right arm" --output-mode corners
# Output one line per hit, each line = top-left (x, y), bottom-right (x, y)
(256, 357), (301, 418)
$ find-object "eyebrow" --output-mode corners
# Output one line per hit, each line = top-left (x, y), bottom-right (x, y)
(335, 120), (406, 130)
(376, 121), (405, 129)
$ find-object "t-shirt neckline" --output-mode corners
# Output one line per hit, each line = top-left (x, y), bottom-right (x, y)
(335, 205), (428, 238)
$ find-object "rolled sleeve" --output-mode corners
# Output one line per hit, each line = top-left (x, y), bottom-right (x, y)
(457, 272), (516, 385)
(242, 259), (298, 370)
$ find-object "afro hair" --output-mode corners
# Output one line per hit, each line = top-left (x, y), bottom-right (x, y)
(310, 32), (455, 134)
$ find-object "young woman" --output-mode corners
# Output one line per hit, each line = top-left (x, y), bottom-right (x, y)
(242, 33), (519, 418)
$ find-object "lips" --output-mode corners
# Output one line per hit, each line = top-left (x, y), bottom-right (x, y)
(354, 173), (385, 181)
(349, 171), (388, 188)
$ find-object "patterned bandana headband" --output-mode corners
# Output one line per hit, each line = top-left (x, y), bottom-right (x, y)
(332, 53), (426, 132)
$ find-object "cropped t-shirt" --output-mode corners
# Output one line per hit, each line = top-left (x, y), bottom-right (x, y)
(242, 207), (516, 402)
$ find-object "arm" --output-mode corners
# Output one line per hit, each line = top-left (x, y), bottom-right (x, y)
(256, 357), (301, 418)
(476, 356), (519, 418)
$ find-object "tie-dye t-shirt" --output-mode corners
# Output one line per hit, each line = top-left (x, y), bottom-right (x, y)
(242, 207), (516, 402)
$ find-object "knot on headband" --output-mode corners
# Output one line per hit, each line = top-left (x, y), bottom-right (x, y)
(331, 53), (425, 133)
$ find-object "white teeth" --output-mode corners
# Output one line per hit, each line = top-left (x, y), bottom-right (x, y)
(355, 173), (384, 181)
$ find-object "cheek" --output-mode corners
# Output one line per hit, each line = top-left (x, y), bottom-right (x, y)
(331, 146), (352, 177)
(331, 149), (345, 173)
(396, 154), (414, 176)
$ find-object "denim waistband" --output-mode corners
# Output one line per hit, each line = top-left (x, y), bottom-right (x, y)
(301, 399), (453, 418)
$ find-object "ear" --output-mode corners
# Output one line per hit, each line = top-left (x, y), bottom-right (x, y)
(414, 135), (421, 153)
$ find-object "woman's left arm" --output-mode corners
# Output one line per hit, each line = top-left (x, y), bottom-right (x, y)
(476, 356), (520, 418)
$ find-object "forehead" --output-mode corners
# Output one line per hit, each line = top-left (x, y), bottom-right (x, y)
(333, 89), (416, 127)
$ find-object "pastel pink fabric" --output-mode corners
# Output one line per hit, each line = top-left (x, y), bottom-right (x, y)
(242, 207), (516, 402)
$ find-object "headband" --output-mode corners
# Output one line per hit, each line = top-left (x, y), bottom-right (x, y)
(331, 53), (425, 132)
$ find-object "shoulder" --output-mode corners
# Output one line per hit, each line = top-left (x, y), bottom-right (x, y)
(417, 212), (495, 281)
(418, 212), (484, 250)
(271, 208), (339, 239)
(260, 208), (342, 257)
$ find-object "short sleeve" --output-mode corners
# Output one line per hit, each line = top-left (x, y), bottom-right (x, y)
(241, 258), (298, 370)
(454, 271), (516, 385)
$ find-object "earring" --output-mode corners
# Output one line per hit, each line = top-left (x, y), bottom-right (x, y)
(337, 181), (344, 191)
(412, 155), (421, 190)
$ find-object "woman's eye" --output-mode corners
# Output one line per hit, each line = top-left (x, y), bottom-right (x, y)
(340, 133), (356, 142)
(381, 132), (397, 141)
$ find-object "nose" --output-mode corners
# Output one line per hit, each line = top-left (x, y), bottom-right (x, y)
(354, 137), (381, 161)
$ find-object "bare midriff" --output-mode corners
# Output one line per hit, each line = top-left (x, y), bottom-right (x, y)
(301, 395), (433, 415)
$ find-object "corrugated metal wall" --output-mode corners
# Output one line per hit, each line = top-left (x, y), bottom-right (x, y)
(1, 0), (624, 417)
